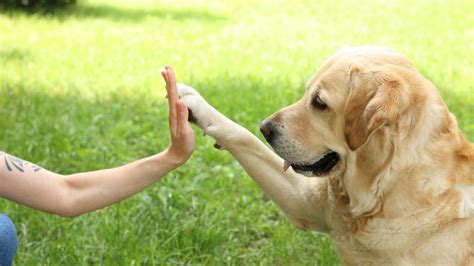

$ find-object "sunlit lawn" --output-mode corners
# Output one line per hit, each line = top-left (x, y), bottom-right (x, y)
(0, 0), (472, 264)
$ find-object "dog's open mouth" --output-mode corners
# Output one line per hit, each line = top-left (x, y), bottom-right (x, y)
(283, 151), (340, 176)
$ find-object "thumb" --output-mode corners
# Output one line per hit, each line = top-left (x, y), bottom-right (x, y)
(176, 101), (190, 131)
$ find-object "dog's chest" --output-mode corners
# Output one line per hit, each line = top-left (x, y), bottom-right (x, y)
(330, 214), (473, 265)
(330, 216), (417, 254)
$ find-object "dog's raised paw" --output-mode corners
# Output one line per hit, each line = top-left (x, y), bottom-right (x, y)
(177, 83), (201, 98)
(176, 83), (210, 128)
(176, 84), (230, 140)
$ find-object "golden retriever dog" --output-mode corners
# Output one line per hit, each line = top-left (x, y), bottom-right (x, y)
(177, 46), (474, 265)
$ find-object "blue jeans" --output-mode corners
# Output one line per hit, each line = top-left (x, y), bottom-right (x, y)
(0, 214), (17, 266)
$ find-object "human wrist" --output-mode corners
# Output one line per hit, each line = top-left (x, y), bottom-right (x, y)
(163, 148), (189, 167)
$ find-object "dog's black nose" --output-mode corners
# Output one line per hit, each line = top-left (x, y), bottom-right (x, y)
(260, 120), (276, 143)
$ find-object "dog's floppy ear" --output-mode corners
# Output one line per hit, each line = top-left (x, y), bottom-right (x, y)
(343, 64), (409, 216)
(344, 65), (404, 151)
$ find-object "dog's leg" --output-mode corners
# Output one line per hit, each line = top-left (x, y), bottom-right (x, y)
(178, 84), (329, 232)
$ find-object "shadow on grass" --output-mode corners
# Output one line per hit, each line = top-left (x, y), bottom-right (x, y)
(72, 4), (226, 23)
(0, 2), (226, 23)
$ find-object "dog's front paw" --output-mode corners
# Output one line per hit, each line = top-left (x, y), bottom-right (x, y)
(177, 83), (227, 136)
(177, 83), (202, 98)
(175, 84), (200, 123)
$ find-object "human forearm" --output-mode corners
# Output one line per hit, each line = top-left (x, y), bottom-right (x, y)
(0, 150), (186, 217)
(63, 150), (184, 217)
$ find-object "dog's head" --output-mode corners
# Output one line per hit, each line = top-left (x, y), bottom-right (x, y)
(261, 46), (421, 216)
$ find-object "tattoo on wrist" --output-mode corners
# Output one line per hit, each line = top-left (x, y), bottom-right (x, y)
(0, 152), (42, 173)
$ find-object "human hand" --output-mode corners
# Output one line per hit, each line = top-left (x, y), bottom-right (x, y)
(160, 65), (195, 165)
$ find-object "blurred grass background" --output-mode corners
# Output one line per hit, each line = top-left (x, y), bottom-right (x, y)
(0, 0), (473, 264)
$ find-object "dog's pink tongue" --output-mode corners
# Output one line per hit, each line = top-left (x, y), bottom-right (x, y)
(283, 161), (291, 172)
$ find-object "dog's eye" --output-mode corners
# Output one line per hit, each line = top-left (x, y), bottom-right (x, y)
(312, 95), (328, 110)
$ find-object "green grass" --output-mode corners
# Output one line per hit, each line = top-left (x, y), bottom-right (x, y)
(0, 0), (473, 264)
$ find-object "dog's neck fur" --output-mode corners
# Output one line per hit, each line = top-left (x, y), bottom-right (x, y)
(375, 84), (474, 221)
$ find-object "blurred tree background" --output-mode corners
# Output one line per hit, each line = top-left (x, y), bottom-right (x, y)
(0, 0), (75, 10)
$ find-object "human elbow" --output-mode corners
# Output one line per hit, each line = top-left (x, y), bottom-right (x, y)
(51, 175), (90, 218)
(52, 200), (82, 218)
(52, 186), (83, 218)
(55, 208), (81, 218)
